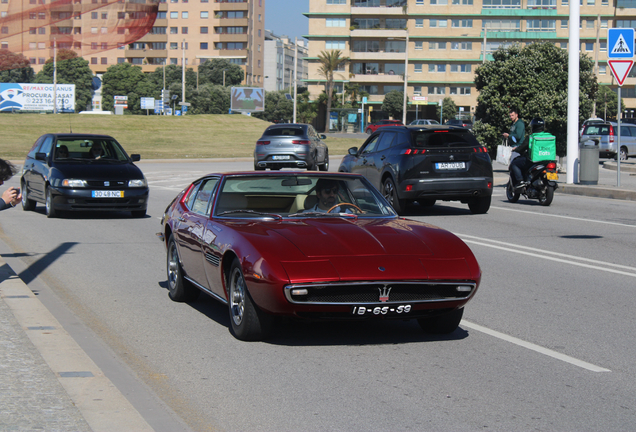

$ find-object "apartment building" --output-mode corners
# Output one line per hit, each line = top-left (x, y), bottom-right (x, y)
(0, 0), (265, 85)
(263, 29), (309, 93)
(305, 0), (636, 121)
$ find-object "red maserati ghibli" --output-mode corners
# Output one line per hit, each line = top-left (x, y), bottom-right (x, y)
(158, 172), (481, 341)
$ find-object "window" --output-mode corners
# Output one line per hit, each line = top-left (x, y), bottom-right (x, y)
(201, 11), (208, 18)
(201, 26), (208, 33)
(170, 11), (178, 18)
(526, 19), (556, 31)
(430, 41), (447, 50)
(182, 11), (188, 18)
(182, 27), (188, 34)
(452, 0), (473, 4)
(414, 86), (422, 96)
(327, 0), (347, 3)
(482, 19), (520, 31)
(414, 64), (422, 73)
(430, 19), (447, 28)
(101, 58), (107, 64)
(585, 42), (593, 51)
(326, 40), (346, 50)
(428, 86), (445, 95)
(527, 0), (556, 6)
(415, 19), (423, 28)
(450, 87), (471, 95)
(601, 19), (608, 28)
(561, 20), (568, 29)
(170, 43), (178, 49)
(452, 19), (472, 28)
(171, 58), (178, 65)
(416, 0), (424, 3)
(326, 18), (346, 27)
(91, 12), (97, 19)
(451, 41), (472, 50)
(586, 19), (594, 29)
(430, 0), (448, 4)
(428, 64), (446, 72)
(200, 42), (208, 49)
(599, 65), (606, 74)
(101, 12), (107, 19)
(451, 64), (471, 72)
(600, 42), (607, 52)
(91, 57), (97, 64)
(587, 0), (594, 4)
(415, 41), (423, 50)
(483, 0), (520, 7)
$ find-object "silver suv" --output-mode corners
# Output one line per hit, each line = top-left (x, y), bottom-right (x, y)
(580, 121), (636, 160)
(254, 124), (329, 171)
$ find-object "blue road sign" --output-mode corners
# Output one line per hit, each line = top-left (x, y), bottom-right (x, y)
(608, 28), (634, 59)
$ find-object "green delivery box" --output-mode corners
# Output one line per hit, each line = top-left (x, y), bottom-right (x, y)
(529, 132), (556, 162)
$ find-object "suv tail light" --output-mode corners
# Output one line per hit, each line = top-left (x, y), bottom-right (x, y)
(473, 147), (488, 153)
(257, 140), (270, 146)
(404, 148), (426, 155)
(609, 125), (615, 143)
(292, 140), (311, 145)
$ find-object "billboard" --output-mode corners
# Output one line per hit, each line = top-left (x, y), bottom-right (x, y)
(230, 87), (264, 112)
(0, 83), (76, 112)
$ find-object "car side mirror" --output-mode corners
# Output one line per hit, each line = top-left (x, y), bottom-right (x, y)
(320, 134), (327, 139)
(130, 154), (141, 162)
(35, 152), (47, 161)
(348, 147), (358, 156)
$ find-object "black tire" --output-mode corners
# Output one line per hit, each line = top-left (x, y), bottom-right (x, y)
(131, 209), (147, 218)
(506, 180), (520, 203)
(21, 180), (36, 211)
(227, 258), (272, 341)
(307, 154), (318, 171)
(417, 199), (436, 207)
(619, 146), (628, 161)
(365, 128), (372, 134)
(383, 177), (407, 215)
(45, 186), (57, 218)
(418, 308), (464, 334)
(167, 235), (200, 303)
(319, 152), (329, 171)
(468, 195), (491, 214)
(539, 185), (554, 206)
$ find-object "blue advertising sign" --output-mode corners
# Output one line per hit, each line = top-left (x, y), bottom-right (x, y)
(608, 28), (634, 59)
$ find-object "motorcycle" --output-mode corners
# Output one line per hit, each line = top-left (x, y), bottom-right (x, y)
(506, 160), (559, 206)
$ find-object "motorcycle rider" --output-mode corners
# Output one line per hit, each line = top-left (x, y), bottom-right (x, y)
(510, 118), (545, 189)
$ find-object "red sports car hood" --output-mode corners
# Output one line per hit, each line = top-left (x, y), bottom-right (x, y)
(226, 218), (478, 282)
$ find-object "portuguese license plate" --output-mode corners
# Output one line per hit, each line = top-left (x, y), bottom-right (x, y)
(435, 162), (466, 170)
(546, 172), (559, 180)
(92, 190), (123, 198)
(272, 155), (290, 160)
(351, 305), (412, 316)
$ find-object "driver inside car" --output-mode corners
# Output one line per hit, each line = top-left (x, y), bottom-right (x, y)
(305, 179), (353, 213)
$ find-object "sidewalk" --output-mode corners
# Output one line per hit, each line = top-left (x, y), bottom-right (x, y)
(0, 258), (155, 432)
(493, 159), (636, 201)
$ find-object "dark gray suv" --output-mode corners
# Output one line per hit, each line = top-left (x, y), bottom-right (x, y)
(338, 125), (493, 214)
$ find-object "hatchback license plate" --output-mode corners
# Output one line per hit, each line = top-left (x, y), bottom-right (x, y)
(351, 305), (412, 316)
(272, 155), (290, 160)
(436, 162), (465, 170)
(92, 191), (123, 198)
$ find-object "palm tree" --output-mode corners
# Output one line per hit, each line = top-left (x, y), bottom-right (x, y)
(344, 82), (369, 107)
(317, 50), (348, 131)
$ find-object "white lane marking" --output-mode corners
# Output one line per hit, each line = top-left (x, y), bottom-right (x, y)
(457, 234), (636, 273)
(489, 205), (636, 228)
(459, 238), (636, 278)
(462, 320), (611, 372)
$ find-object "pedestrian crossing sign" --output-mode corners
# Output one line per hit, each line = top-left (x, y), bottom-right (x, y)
(608, 28), (634, 59)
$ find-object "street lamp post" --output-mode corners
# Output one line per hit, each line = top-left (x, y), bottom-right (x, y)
(402, 30), (409, 125)
(293, 37), (298, 123)
(181, 39), (186, 114)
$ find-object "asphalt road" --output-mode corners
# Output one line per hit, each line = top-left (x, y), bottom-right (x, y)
(1, 159), (635, 431)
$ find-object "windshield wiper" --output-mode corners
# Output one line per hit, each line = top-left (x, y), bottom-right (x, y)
(217, 209), (282, 220)
(288, 211), (358, 220)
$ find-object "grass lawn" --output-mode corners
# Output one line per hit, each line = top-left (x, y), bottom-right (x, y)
(0, 113), (363, 160)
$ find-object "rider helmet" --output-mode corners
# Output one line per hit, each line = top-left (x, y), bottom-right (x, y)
(530, 118), (545, 134)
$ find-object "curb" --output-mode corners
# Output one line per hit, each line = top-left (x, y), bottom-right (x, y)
(0, 258), (155, 432)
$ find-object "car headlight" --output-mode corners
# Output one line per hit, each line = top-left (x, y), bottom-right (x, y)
(61, 179), (87, 187)
(128, 178), (148, 187)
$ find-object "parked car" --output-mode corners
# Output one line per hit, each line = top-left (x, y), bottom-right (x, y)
(253, 123), (329, 171)
(338, 125), (493, 214)
(579, 117), (605, 137)
(446, 119), (473, 129)
(158, 172), (481, 341)
(365, 119), (403, 134)
(580, 121), (636, 160)
(20, 133), (148, 218)
(410, 119), (440, 126)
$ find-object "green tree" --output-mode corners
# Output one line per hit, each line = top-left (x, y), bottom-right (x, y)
(34, 49), (93, 112)
(189, 83), (230, 114)
(259, 90), (293, 122)
(436, 97), (458, 124)
(473, 42), (598, 156)
(147, 64), (197, 96)
(296, 90), (318, 124)
(101, 63), (150, 114)
(0, 50), (34, 83)
(344, 82), (368, 107)
(198, 59), (244, 86)
(317, 50), (348, 130)
(381, 90), (405, 119)
(594, 85), (623, 121)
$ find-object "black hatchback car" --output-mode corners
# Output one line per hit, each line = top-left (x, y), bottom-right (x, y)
(21, 133), (149, 218)
(338, 125), (493, 214)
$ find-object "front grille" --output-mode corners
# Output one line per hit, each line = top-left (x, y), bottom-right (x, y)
(285, 282), (475, 305)
(86, 181), (127, 188)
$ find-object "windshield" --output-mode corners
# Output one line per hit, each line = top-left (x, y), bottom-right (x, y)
(214, 175), (395, 218)
(54, 138), (130, 162)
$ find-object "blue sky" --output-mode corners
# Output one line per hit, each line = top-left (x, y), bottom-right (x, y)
(265, 0), (309, 40)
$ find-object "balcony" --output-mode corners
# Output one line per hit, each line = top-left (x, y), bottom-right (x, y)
(350, 73), (404, 83)
(350, 51), (405, 61)
(351, 29), (408, 38)
(215, 33), (248, 43)
(349, 7), (406, 16)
